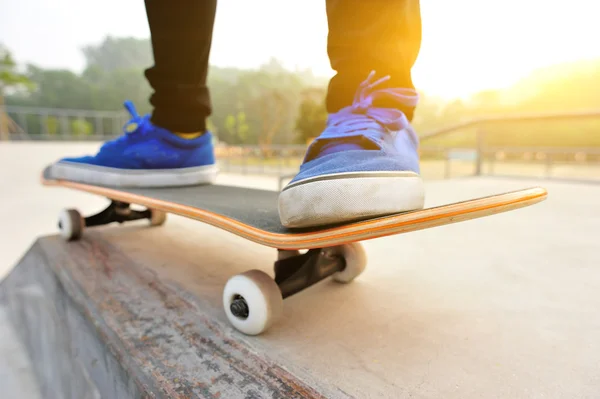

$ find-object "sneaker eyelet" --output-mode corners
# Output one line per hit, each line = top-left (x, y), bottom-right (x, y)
(125, 123), (138, 133)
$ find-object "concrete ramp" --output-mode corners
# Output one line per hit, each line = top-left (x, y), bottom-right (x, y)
(0, 235), (336, 398)
(1, 176), (599, 398)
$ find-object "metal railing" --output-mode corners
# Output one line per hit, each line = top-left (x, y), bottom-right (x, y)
(419, 109), (600, 176)
(2, 106), (127, 140)
(275, 110), (600, 187)
(2, 105), (600, 186)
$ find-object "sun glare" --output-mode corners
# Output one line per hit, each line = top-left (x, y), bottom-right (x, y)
(410, 0), (600, 99)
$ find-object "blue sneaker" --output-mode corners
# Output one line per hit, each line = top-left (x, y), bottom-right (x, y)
(46, 101), (218, 187)
(278, 71), (425, 228)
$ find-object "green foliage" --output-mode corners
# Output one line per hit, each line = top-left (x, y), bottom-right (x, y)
(224, 111), (250, 144)
(295, 88), (327, 144)
(16, 66), (94, 109)
(70, 119), (93, 136)
(45, 116), (59, 135)
(84, 66), (152, 114)
(4, 35), (600, 148)
(81, 36), (153, 72)
(0, 44), (34, 95)
(209, 62), (307, 145)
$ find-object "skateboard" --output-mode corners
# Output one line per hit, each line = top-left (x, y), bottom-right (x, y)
(41, 167), (547, 335)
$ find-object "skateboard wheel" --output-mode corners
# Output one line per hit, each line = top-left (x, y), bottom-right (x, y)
(223, 270), (283, 335)
(58, 209), (84, 241)
(330, 242), (367, 283)
(149, 209), (167, 226)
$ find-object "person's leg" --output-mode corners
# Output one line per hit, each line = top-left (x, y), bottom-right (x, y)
(144, 0), (216, 134)
(46, 0), (218, 188)
(325, 0), (421, 120)
(278, 0), (424, 228)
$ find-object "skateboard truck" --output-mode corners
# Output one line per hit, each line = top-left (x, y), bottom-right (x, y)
(82, 201), (152, 227)
(223, 244), (367, 336)
(229, 248), (346, 319)
(274, 248), (346, 299)
(57, 202), (166, 241)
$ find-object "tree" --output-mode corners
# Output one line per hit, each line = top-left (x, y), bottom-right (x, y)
(82, 36), (153, 72)
(256, 88), (289, 148)
(295, 88), (327, 144)
(84, 67), (152, 114)
(0, 44), (34, 139)
(23, 66), (94, 109)
(0, 45), (33, 96)
(71, 119), (93, 136)
(237, 64), (304, 147)
(224, 111), (249, 144)
(80, 36), (153, 114)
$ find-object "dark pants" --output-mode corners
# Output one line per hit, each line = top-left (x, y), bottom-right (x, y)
(144, 0), (422, 133)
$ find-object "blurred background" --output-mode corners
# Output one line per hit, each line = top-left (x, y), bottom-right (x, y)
(1, 0), (599, 182)
(1, 2), (600, 397)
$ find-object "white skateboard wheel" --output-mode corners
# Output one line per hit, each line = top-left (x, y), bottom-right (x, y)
(223, 270), (283, 335)
(330, 242), (367, 283)
(58, 208), (84, 241)
(149, 209), (167, 226)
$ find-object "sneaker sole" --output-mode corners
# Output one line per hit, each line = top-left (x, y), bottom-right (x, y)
(278, 171), (425, 228)
(49, 161), (219, 188)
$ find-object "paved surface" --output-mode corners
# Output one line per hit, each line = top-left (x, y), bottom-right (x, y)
(1, 142), (599, 398)
(0, 307), (43, 398)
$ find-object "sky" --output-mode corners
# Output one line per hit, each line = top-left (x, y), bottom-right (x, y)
(2, 0), (599, 99)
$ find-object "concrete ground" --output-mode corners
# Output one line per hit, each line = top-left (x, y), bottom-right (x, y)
(1, 142), (599, 398)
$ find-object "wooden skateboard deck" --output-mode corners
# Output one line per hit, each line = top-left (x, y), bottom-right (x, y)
(41, 168), (547, 250)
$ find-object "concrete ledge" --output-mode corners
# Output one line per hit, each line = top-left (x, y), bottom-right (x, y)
(0, 235), (333, 399)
